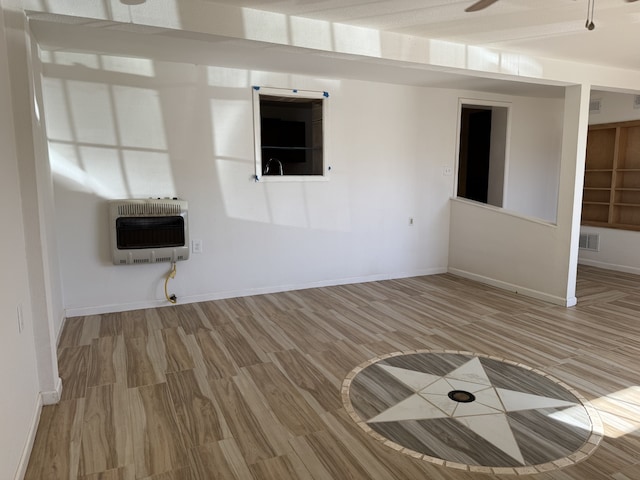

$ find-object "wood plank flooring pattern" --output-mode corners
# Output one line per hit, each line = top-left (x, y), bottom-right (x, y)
(344, 351), (600, 472)
(25, 265), (640, 479)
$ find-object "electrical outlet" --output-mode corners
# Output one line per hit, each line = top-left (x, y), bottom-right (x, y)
(192, 239), (203, 254)
(443, 166), (453, 176)
(17, 304), (24, 333)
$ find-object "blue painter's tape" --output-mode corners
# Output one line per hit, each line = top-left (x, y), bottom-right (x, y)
(293, 89), (298, 93)
(323, 91), (329, 98)
(253, 86), (260, 91)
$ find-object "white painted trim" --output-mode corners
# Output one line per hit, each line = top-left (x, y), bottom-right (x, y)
(14, 394), (43, 480)
(450, 197), (557, 228)
(55, 314), (66, 345)
(455, 97), (512, 209)
(448, 267), (575, 307)
(64, 268), (448, 317)
(252, 86), (330, 182)
(41, 376), (62, 405)
(578, 258), (640, 276)
(14, 379), (62, 479)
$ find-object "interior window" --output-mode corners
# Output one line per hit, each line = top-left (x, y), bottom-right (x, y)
(253, 87), (328, 180)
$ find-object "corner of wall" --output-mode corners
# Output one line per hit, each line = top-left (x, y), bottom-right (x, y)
(41, 376), (62, 405)
(13, 393), (43, 480)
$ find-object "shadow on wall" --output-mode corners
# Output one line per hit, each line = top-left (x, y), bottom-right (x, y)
(40, 49), (350, 237)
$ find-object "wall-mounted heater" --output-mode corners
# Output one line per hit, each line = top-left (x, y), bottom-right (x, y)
(109, 198), (189, 265)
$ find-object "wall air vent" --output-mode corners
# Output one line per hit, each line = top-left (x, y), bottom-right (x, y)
(589, 99), (601, 114)
(109, 198), (189, 265)
(579, 233), (600, 252)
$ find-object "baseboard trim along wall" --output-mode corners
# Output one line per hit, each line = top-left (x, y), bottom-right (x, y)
(448, 268), (577, 307)
(64, 268), (449, 317)
(41, 377), (63, 406)
(15, 394), (43, 480)
(578, 258), (640, 276)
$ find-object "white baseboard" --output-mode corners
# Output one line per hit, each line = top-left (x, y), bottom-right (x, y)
(448, 268), (575, 307)
(578, 258), (640, 276)
(63, 268), (448, 317)
(14, 378), (63, 479)
(41, 377), (62, 405)
(14, 394), (43, 480)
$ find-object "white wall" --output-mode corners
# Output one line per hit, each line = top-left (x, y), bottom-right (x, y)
(487, 105), (507, 208)
(579, 90), (640, 273)
(589, 90), (640, 124)
(449, 85), (589, 306)
(449, 200), (568, 303)
(580, 226), (640, 275)
(41, 54), (462, 315)
(40, 49), (570, 315)
(0, 3), (44, 478)
(505, 97), (564, 223)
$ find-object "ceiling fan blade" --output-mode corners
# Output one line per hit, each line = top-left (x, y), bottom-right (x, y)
(465, 0), (500, 12)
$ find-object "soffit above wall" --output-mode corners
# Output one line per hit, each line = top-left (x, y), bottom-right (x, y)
(28, 13), (568, 99)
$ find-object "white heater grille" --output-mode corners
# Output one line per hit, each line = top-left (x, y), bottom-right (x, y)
(116, 201), (182, 216)
(109, 198), (189, 265)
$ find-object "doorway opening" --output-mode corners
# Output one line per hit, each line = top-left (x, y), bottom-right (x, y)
(457, 103), (509, 207)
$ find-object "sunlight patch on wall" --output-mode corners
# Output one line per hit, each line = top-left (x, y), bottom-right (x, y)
(516, 55), (544, 78)
(102, 56), (155, 77)
(381, 34), (430, 64)
(241, 8), (290, 44)
(428, 40), (543, 80)
(209, 96), (270, 223)
(78, 146), (128, 197)
(467, 46), (501, 74)
(207, 66), (251, 88)
(499, 53), (521, 76)
(68, 81), (118, 145)
(49, 144), (122, 198)
(122, 150), (175, 197)
(332, 23), (382, 58)
(113, 86), (167, 150)
(210, 98), (251, 159)
(42, 56), (175, 201)
(41, 51), (100, 69)
(215, 157), (271, 224)
(429, 40), (467, 70)
(288, 16), (334, 51)
(41, 50), (155, 77)
(42, 78), (74, 142)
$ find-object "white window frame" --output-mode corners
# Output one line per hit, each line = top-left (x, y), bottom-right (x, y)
(455, 98), (511, 208)
(253, 86), (330, 182)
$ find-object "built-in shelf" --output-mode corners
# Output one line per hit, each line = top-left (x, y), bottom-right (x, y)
(582, 120), (640, 230)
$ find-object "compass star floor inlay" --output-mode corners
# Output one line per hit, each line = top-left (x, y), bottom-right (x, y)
(342, 351), (604, 475)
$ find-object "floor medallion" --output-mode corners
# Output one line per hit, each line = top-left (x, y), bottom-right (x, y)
(342, 350), (603, 475)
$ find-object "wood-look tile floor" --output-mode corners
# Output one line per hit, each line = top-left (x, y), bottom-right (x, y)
(25, 265), (640, 479)
(344, 351), (602, 474)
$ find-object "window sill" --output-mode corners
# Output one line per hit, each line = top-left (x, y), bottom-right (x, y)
(255, 173), (330, 183)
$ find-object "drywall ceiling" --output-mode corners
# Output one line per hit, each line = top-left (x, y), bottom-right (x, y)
(203, 0), (640, 70)
(24, 0), (640, 97)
